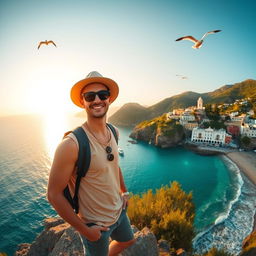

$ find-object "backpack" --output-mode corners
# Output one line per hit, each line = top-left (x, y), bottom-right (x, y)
(63, 123), (118, 213)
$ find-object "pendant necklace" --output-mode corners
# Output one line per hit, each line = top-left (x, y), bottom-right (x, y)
(85, 123), (114, 161)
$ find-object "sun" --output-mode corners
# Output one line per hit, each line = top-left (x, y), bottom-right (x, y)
(24, 70), (75, 158)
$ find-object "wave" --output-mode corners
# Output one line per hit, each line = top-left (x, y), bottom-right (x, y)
(193, 155), (256, 256)
(214, 156), (243, 225)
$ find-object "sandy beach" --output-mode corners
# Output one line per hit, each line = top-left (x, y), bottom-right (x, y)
(225, 151), (256, 231)
(225, 151), (256, 186)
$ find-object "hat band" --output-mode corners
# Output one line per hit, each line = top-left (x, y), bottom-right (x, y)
(81, 82), (110, 93)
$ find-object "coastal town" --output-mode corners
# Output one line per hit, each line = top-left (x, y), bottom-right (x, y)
(166, 97), (256, 151)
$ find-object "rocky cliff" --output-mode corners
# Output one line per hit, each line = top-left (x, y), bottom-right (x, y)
(15, 218), (159, 256)
(15, 217), (256, 256)
(129, 118), (184, 148)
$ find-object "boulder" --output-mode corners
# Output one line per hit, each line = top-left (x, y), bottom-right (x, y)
(49, 226), (84, 256)
(15, 218), (85, 256)
(120, 227), (158, 256)
(15, 243), (31, 256)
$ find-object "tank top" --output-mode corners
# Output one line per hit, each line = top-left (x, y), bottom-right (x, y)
(67, 125), (123, 226)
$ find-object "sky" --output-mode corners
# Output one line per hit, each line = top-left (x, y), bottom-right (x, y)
(1, 0), (256, 116)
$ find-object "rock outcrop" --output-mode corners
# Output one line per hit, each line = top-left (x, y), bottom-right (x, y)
(120, 227), (158, 256)
(241, 230), (256, 256)
(15, 218), (84, 256)
(130, 125), (157, 144)
(130, 124), (184, 148)
(15, 218), (159, 256)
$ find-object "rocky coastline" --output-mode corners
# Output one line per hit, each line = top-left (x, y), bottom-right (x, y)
(129, 123), (184, 149)
(129, 124), (231, 156)
(15, 218), (172, 256)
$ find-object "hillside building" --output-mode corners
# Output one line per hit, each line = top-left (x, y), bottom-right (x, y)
(191, 127), (230, 146)
(183, 122), (198, 130)
(166, 113), (180, 120)
(226, 125), (240, 137)
(197, 97), (203, 110)
(241, 124), (256, 138)
(172, 109), (184, 115)
(180, 112), (196, 122)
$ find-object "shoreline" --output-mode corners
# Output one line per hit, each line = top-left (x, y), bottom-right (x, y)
(187, 144), (256, 233)
(224, 151), (256, 231)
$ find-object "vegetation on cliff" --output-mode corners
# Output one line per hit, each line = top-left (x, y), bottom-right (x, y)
(127, 181), (195, 252)
(203, 104), (226, 130)
(127, 183), (236, 256)
(130, 114), (185, 147)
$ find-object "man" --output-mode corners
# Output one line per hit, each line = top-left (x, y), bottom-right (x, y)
(47, 71), (135, 256)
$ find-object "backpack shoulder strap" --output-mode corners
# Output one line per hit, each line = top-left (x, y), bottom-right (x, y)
(63, 126), (91, 213)
(72, 126), (91, 177)
(107, 123), (118, 144)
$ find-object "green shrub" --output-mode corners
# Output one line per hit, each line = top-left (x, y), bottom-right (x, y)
(127, 181), (195, 251)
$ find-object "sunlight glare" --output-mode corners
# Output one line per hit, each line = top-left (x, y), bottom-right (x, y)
(43, 110), (69, 160)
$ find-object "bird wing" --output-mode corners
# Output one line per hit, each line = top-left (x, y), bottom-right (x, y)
(175, 36), (198, 43)
(201, 30), (221, 40)
(48, 40), (57, 47)
(37, 41), (45, 49)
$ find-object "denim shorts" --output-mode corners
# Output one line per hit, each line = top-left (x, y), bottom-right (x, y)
(82, 209), (134, 256)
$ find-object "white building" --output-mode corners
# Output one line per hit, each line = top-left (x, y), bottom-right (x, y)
(231, 116), (244, 122)
(166, 112), (180, 120)
(172, 109), (184, 115)
(180, 113), (195, 122)
(247, 109), (255, 116)
(191, 127), (227, 145)
(201, 117), (210, 123)
(241, 124), (256, 137)
(230, 111), (239, 118)
(197, 97), (203, 110)
(184, 122), (198, 130)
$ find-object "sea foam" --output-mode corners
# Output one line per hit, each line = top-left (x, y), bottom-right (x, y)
(193, 156), (256, 255)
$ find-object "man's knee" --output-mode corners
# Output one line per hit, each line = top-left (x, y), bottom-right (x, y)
(117, 238), (136, 249)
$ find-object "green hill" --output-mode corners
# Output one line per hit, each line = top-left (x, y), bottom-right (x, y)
(109, 103), (150, 126)
(109, 79), (256, 126)
(205, 79), (256, 103)
(148, 91), (201, 117)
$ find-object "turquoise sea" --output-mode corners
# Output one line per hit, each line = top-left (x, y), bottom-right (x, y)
(0, 114), (256, 256)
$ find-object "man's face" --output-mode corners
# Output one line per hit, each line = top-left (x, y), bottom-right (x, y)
(80, 83), (110, 118)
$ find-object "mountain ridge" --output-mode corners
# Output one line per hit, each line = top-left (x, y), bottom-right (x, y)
(109, 79), (256, 126)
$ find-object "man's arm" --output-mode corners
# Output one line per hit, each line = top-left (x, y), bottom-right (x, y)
(47, 138), (108, 241)
(114, 126), (130, 208)
(119, 167), (129, 209)
(119, 167), (127, 193)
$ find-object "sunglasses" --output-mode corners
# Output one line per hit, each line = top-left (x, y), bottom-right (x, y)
(83, 90), (110, 102)
(106, 146), (114, 161)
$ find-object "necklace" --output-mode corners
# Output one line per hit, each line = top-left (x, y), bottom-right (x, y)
(84, 123), (114, 161)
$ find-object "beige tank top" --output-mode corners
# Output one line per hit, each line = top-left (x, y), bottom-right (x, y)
(67, 125), (123, 227)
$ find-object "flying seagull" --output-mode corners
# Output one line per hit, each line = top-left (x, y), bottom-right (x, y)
(37, 40), (57, 49)
(175, 30), (221, 49)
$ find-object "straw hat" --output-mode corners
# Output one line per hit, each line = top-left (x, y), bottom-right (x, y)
(70, 71), (119, 108)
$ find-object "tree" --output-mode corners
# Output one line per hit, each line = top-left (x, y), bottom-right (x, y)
(205, 104), (221, 121)
(241, 136), (251, 147)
